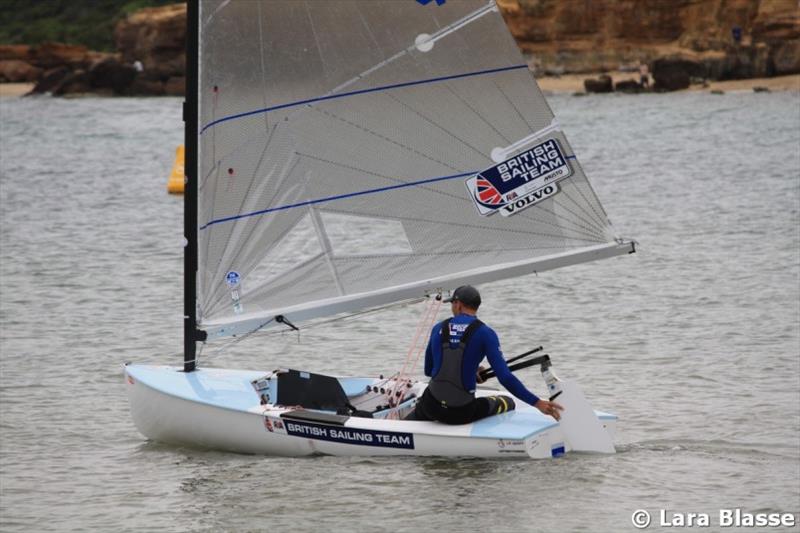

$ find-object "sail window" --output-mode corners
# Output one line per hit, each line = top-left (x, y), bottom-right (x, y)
(319, 212), (413, 257)
(245, 214), (322, 289)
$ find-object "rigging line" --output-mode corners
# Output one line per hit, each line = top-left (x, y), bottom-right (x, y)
(327, 0), (496, 96)
(256, 2), (270, 125)
(565, 158), (613, 227)
(199, 159), (225, 291)
(297, 152), (465, 196)
(492, 78), (535, 132)
(303, 1), (329, 81)
(516, 188), (609, 239)
(389, 296), (442, 408)
(295, 152), (472, 206)
(316, 205), (603, 242)
(198, 64), (528, 135)
(198, 156), (219, 191)
(204, 127), (283, 300)
(310, 105), (462, 173)
(476, 198), (607, 242)
(205, 250), (326, 320)
(202, 154), (302, 313)
(355, 7), (383, 57)
(543, 178), (609, 236)
(293, 154), (602, 241)
(383, 92), (489, 160)
(206, 298), (428, 358)
(199, 170), (475, 230)
(444, 83), (511, 145)
(555, 181), (608, 231)
(551, 192), (609, 237)
(572, 180), (609, 230)
(206, 317), (276, 357)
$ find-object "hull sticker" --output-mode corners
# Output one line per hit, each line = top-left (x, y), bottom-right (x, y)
(284, 420), (415, 449)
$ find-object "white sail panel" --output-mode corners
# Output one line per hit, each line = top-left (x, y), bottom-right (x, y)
(197, 0), (623, 335)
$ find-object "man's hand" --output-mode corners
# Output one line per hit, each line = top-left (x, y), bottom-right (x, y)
(476, 365), (487, 384)
(535, 399), (564, 421)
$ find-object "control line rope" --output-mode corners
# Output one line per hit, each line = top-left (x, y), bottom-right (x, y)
(386, 294), (442, 410)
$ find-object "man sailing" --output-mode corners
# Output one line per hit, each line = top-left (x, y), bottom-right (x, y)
(407, 285), (563, 424)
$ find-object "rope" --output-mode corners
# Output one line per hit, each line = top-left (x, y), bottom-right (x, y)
(386, 294), (442, 410)
(202, 297), (427, 359)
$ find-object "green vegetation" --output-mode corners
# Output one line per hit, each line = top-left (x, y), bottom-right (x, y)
(0, 0), (179, 51)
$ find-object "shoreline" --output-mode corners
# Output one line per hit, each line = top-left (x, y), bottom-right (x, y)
(536, 72), (800, 94)
(2, 74), (798, 98)
(0, 83), (34, 97)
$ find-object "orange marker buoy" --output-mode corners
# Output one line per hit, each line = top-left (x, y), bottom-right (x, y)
(167, 144), (185, 194)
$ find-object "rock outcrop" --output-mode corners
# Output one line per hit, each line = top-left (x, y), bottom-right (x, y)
(1, 4), (185, 96)
(3, 1), (797, 96)
(498, 0), (800, 85)
(114, 3), (186, 90)
(584, 74), (614, 93)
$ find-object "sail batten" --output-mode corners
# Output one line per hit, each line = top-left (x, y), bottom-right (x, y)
(197, 0), (629, 337)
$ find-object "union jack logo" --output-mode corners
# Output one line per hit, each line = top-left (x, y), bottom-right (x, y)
(475, 177), (504, 207)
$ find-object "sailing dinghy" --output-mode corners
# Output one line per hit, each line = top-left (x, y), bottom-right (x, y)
(126, 0), (635, 459)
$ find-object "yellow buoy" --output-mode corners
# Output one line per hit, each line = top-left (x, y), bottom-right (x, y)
(167, 144), (185, 194)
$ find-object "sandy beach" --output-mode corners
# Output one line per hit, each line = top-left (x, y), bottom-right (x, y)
(0, 83), (34, 97)
(2, 74), (798, 98)
(536, 72), (800, 94)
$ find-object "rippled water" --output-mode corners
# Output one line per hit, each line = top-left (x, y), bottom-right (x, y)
(1, 89), (798, 532)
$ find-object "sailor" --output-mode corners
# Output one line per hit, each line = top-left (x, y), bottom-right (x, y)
(406, 285), (563, 424)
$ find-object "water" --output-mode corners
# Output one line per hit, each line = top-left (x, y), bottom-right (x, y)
(1, 90), (798, 532)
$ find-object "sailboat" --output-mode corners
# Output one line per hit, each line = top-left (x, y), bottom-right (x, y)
(125, 0), (635, 459)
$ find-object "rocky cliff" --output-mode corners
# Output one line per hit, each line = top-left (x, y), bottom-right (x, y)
(0, 4), (187, 96)
(3, 1), (797, 96)
(498, 0), (799, 79)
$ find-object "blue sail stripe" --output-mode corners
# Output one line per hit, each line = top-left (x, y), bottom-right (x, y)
(200, 171), (476, 230)
(199, 64), (529, 134)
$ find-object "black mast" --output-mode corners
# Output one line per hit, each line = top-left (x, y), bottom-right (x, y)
(183, 0), (202, 372)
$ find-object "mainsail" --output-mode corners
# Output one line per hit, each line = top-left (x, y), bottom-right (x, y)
(195, 0), (633, 339)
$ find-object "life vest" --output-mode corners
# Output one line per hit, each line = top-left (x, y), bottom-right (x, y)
(427, 317), (484, 408)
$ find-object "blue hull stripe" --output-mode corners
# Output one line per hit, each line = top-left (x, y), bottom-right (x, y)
(199, 64), (528, 135)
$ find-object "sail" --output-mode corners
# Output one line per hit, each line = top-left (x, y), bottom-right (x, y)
(196, 0), (633, 339)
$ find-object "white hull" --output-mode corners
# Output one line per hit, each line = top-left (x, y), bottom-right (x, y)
(125, 364), (616, 459)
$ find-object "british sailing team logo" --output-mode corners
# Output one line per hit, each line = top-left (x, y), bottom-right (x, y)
(466, 138), (572, 217)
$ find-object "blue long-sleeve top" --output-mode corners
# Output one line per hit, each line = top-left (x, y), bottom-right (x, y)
(424, 313), (540, 407)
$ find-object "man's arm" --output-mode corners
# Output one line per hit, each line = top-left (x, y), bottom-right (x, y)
(483, 329), (540, 406)
(483, 329), (564, 419)
(424, 341), (433, 377)
(423, 324), (438, 377)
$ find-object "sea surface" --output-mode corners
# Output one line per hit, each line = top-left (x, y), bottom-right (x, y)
(1, 89), (798, 532)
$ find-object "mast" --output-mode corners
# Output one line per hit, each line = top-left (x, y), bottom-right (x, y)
(183, 0), (202, 372)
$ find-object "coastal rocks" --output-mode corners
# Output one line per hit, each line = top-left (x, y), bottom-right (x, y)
(614, 79), (643, 93)
(0, 45), (41, 83)
(652, 57), (704, 91)
(5, 4), (185, 97)
(0, 45), (34, 62)
(772, 40), (800, 75)
(31, 66), (71, 93)
(33, 42), (91, 69)
(498, 0), (800, 79)
(114, 3), (186, 93)
(88, 56), (137, 93)
(584, 74), (613, 93)
(0, 59), (42, 82)
(54, 70), (91, 96)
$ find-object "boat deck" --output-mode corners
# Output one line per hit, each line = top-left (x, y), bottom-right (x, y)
(125, 364), (615, 442)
